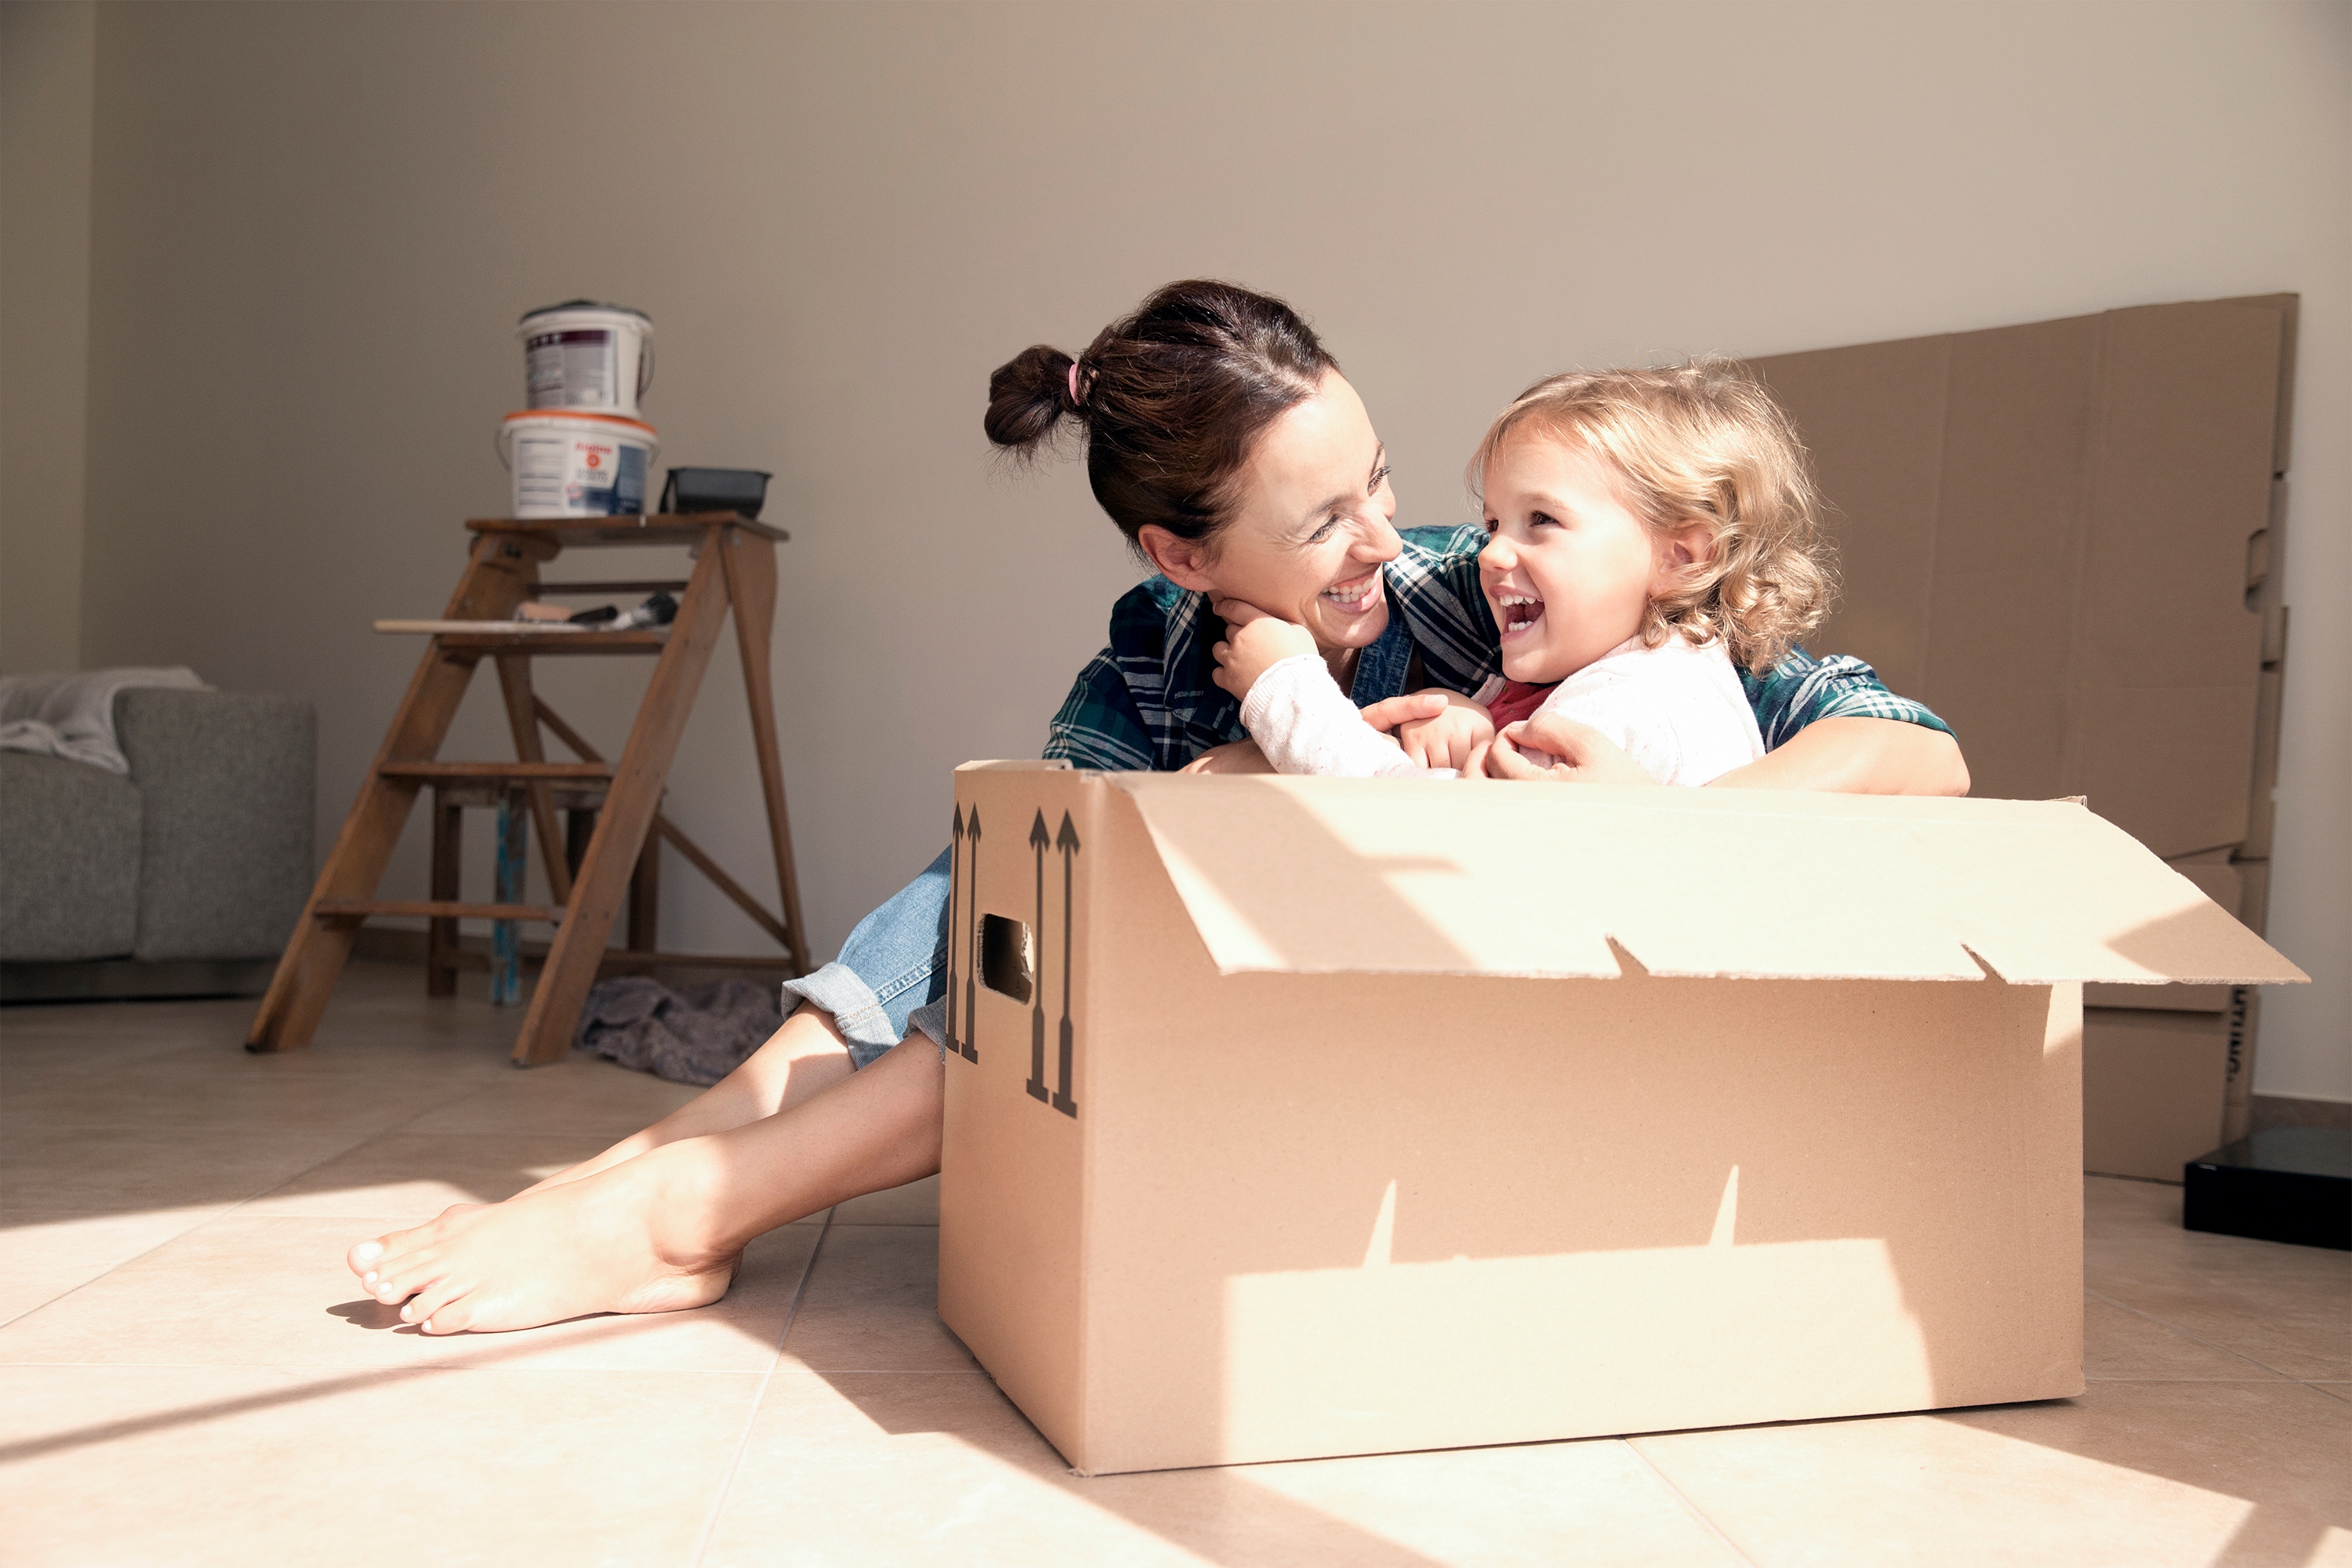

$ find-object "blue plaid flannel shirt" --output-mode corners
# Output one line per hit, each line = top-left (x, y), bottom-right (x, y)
(1043, 524), (1948, 771)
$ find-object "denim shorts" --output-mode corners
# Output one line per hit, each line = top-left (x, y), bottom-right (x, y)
(779, 846), (952, 1070)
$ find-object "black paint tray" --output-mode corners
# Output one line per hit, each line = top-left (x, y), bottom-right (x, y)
(660, 467), (771, 519)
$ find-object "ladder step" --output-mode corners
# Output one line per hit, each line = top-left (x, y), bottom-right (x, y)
(433, 630), (668, 655)
(380, 760), (614, 781)
(316, 899), (564, 923)
(530, 580), (690, 597)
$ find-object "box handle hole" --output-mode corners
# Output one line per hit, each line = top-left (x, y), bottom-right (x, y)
(979, 914), (1033, 1004)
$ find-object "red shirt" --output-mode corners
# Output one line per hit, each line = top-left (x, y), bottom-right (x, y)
(1484, 680), (1557, 730)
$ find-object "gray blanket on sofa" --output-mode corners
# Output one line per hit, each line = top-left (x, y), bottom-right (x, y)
(0, 667), (207, 775)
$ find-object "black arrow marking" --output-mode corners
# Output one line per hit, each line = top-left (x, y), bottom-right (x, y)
(946, 805), (964, 1059)
(1025, 810), (1050, 1104)
(1053, 811), (1080, 1119)
(962, 808), (980, 1063)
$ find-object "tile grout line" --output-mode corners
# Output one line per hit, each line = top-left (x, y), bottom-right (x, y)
(2082, 1286), (2303, 1381)
(1621, 1438), (1762, 1568)
(688, 1206), (833, 1568)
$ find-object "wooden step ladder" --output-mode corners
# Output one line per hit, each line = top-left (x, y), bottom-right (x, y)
(247, 513), (811, 1066)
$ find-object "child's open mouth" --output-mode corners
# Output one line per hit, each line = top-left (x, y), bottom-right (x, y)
(1321, 572), (1382, 615)
(1496, 591), (1544, 638)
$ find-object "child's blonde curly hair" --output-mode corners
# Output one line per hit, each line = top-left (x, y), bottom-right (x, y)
(1468, 360), (1835, 673)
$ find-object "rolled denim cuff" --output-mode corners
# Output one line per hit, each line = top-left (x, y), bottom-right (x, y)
(906, 999), (949, 1058)
(781, 962), (902, 1070)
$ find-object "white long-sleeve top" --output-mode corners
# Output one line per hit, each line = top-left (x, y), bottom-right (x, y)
(1239, 634), (1763, 786)
(1239, 655), (1428, 777)
(1474, 635), (1764, 785)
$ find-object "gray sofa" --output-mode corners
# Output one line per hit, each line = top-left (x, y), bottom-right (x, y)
(1, 688), (314, 1001)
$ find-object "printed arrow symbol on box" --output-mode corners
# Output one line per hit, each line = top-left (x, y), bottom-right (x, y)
(963, 807), (980, 1063)
(947, 804), (964, 1059)
(1053, 811), (1080, 1119)
(1026, 810), (1051, 1105)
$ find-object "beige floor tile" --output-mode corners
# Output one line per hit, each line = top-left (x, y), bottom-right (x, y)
(2312, 1384), (2352, 1404)
(2085, 1292), (2286, 1381)
(0, 1361), (758, 1568)
(397, 1055), (699, 1137)
(711, 1363), (1741, 1568)
(1179, 1435), (1747, 1568)
(0, 1054), (472, 1135)
(237, 1130), (619, 1216)
(2084, 1173), (2184, 1236)
(0, 1212), (818, 1374)
(0, 1208), (226, 1327)
(832, 1171), (939, 1224)
(703, 1363), (1207, 1568)
(0, 1122), (366, 1214)
(1635, 1380), (2352, 1568)
(2087, 1225), (2352, 1381)
(781, 1221), (975, 1372)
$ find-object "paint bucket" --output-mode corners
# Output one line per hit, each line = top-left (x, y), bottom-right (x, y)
(517, 300), (654, 416)
(497, 411), (659, 519)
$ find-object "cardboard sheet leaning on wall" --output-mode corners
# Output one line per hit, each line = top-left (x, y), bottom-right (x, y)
(1748, 294), (2296, 1178)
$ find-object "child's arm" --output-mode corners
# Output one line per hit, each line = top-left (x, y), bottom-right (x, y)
(1210, 603), (1423, 777)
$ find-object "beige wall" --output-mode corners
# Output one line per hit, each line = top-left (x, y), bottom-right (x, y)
(0, 0), (94, 673)
(39, 2), (2352, 1098)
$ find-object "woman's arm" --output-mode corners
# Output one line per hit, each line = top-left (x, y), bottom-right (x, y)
(1706, 717), (1969, 796)
(1476, 710), (1969, 795)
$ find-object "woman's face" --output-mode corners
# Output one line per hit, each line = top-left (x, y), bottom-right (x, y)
(1143, 370), (1401, 655)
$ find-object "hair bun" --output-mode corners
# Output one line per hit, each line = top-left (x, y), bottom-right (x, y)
(985, 344), (1079, 454)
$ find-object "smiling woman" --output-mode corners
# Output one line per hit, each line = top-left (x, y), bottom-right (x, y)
(341, 280), (1969, 1338)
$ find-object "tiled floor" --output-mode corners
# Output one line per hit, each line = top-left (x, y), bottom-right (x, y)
(2, 961), (2345, 1567)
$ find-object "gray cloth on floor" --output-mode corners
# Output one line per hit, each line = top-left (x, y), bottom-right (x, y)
(0, 667), (207, 775)
(574, 975), (784, 1086)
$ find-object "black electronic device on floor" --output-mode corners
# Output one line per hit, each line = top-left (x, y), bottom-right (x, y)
(2183, 1127), (2351, 1250)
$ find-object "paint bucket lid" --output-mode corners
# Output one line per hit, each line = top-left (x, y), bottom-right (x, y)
(499, 408), (658, 434)
(496, 408), (660, 470)
(519, 299), (650, 327)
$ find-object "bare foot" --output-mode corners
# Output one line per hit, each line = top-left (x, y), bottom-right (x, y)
(343, 1033), (946, 1336)
(345, 1144), (734, 1334)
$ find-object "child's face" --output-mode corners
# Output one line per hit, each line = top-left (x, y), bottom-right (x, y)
(1477, 434), (1693, 685)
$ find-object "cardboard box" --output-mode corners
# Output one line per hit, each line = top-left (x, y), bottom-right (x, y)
(2085, 851), (2237, 1011)
(2083, 1008), (2231, 1180)
(935, 768), (2301, 1475)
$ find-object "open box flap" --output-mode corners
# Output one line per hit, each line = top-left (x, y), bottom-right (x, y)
(1105, 776), (2306, 986)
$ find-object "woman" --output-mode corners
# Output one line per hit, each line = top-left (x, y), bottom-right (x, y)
(347, 281), (1965, 1334)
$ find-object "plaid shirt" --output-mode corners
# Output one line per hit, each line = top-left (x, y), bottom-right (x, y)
(1044, 524), (1948, 771)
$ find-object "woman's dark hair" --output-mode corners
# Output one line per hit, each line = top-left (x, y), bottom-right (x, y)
(984, 279), (1338, 550)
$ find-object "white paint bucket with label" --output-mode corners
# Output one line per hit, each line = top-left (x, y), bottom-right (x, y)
(517, 301), (654, 416)
(497, 411), (659, 519)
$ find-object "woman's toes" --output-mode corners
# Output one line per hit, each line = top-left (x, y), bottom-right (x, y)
(416, 1292), (477, 1335)
(403, 1276), (469, 1330)
(348, 1238), (385, 1276)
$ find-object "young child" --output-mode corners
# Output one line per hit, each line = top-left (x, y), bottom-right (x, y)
(1219, 360), (1831, 784)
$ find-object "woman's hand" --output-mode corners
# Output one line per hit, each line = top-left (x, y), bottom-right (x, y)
(1476, 713), (1657, 785)
(1385, 691), (1495, 769)
(1181, 740), (1276, 775)
(1210, 599), (1319, 702)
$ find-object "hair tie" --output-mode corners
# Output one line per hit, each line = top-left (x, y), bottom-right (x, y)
(1066, 361), (1087, 409)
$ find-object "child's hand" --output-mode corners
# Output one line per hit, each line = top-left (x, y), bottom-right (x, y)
(1483, 713), (1657, 785)
(1210, 599), (1319, 701)
(1388, 691), (1494, 769)
(1181, 740), (1276, 775)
